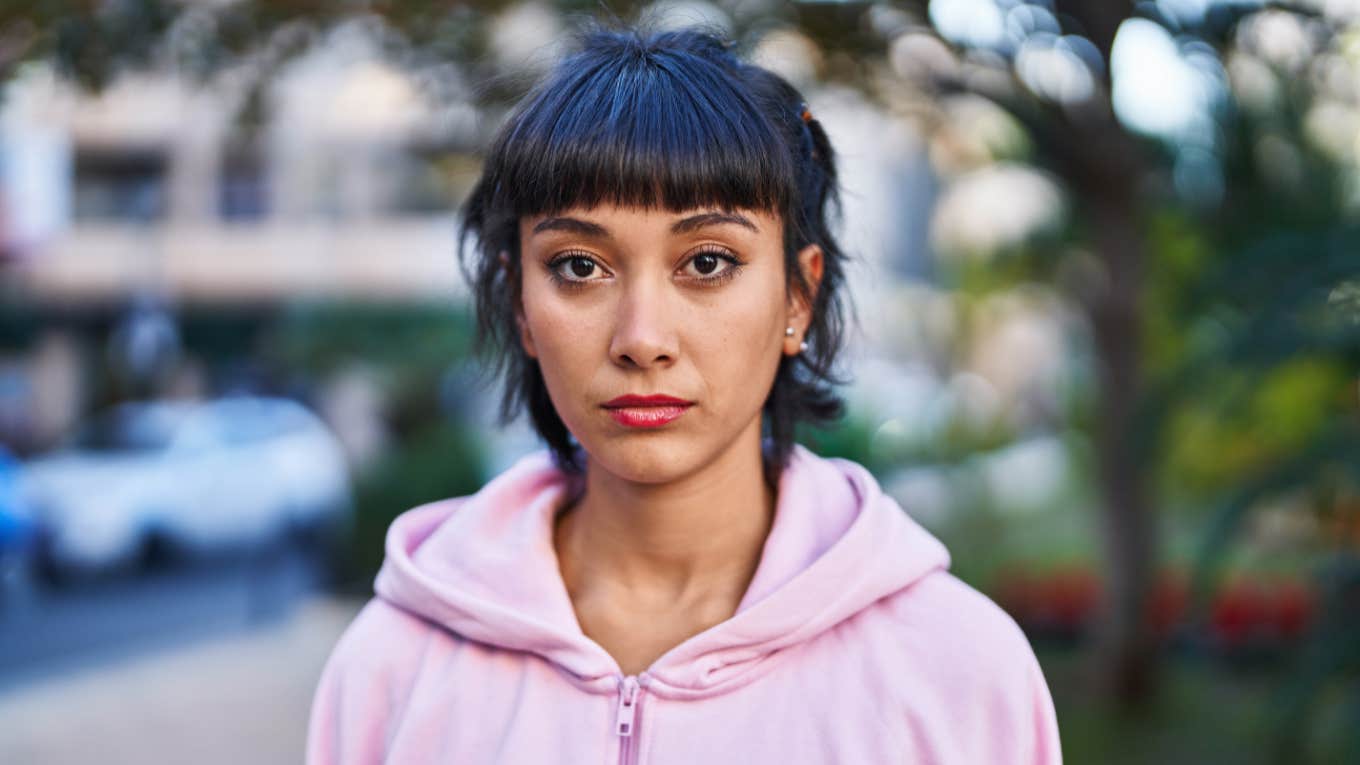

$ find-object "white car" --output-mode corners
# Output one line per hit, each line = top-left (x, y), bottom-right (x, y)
(20, 397), (352, 578)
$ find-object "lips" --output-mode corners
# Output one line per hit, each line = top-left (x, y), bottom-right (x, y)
(603, 394), (693, 408)
(602, 394), (694, 428)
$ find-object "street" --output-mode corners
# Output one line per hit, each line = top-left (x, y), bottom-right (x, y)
(0, 550), (364, 764)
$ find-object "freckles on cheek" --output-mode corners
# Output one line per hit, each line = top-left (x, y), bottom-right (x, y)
(522, 290), (607, 380)
(521, 279), (570, 345)
(522, 302), (585, 417)
(695, 283), (784, 389)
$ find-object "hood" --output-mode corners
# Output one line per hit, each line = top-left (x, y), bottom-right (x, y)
(373, 444), (951, 698)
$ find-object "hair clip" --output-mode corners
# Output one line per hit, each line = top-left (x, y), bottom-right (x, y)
(799, 103), (813, 123)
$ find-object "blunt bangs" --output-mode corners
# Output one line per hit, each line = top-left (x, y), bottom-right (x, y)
(484, 31), (796, 219)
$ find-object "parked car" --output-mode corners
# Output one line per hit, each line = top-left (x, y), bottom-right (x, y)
(19, 397), (352, 579)
(0, 444), (37, 598)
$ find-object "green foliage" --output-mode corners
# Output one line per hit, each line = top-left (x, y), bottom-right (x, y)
(1, 0), (179, 89)
(343, 420), (487, 589)
(798, 404), (1016, 478)
(178, 308), (272, 361)
(1157, 358), (1354, 498)
(1140, 62), (1360, 748)
(1142, 209), (1216, 376)
(797, 413), (880, 471)
(1042, 645), (1354, 764)
(0, 297), (40, 351)
(264, 300), (474, 375)
(1253, 358), (1351, 450)
(1268, 555), (1360, 762)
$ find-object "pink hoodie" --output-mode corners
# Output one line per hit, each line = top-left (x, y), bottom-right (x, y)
(307, 444), (1062, 764)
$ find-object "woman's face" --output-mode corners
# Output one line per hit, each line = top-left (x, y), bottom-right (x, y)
(516, 204), (821, 484)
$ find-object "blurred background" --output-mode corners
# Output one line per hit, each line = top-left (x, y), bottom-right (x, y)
(0, 1), (1357, 763)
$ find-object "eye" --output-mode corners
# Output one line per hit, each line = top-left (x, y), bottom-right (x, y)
(679, 247), (743, 283)
(547, 252), (610, 285)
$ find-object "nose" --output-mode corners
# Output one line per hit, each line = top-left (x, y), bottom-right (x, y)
(609, 279), (678, 369)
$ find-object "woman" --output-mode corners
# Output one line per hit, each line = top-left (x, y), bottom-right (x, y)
(307, 25), (1062, 764)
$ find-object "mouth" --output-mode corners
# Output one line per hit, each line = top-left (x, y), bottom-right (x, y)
(601, 394), (695, 429)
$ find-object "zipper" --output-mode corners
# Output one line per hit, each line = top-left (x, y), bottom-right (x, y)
(615, 674), (644, 764)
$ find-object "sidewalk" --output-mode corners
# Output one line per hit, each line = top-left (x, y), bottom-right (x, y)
(0, 595), (363, 765)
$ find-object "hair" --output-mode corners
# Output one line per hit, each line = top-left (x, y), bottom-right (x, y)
(458, 24), (852, 479)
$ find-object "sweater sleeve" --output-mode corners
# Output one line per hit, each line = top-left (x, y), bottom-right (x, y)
(972, 602), (1063, 765)
(901, 573), (1063, 765)
(306, 599), (429, 765)
(1018, 637), (1063, 765)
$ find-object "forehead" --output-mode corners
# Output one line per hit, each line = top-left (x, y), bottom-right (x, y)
(520, 205), (783, 242)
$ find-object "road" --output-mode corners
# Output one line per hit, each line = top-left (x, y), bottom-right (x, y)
(0, 550), (365, 764)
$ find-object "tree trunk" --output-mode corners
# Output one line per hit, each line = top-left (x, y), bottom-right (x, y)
(1084, 192), (1161, 710)
(1045, 0), (1164, 711)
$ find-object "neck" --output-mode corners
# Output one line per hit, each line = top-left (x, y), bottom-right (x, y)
(553, 423), (777, 613)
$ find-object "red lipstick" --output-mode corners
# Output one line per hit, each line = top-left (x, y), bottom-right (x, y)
(602, 394), (694, 428)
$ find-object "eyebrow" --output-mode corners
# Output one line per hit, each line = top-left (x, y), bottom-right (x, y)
(531, 217), (609, 237)
(530, 211), (759, 238)
(670, 212), (758, 234)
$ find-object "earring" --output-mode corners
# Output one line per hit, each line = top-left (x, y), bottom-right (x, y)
(784, 326), (795, 337)
(799, 340), (809, 353)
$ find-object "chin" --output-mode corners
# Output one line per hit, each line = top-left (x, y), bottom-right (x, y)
(580, 435), (710, 485)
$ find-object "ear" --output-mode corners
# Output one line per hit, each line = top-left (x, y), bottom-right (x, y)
(503, 249), (538, 359)
(785, 243), (824, 353)
(516, 308), (537, 359)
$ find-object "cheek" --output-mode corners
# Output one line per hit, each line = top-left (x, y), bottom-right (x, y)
(519, 282), (608, 404)
(686, 272), (786, 399)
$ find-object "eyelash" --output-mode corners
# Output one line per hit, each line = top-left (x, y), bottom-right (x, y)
(545, 246), (745, 290)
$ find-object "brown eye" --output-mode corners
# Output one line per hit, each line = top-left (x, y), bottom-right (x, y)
(548, 252), (608, 285)
(693, 253), (719, 275)
(679, 247), (741, 283)
(568, 257), (595, 278)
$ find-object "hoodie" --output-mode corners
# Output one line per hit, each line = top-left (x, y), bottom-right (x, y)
(307, 444), (1062, 764)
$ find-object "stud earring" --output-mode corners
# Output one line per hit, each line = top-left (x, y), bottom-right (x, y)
(784, 326), (795, 337)
(799, 340), (809, 353)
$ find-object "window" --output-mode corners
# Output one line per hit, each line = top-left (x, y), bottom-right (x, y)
(219, 149), (270, 221)
(72, 148), (167, 222)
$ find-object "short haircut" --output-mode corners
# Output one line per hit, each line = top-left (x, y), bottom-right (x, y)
(458, 24), (852, 479)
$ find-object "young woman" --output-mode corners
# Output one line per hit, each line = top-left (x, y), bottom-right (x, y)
(307, 26), (1062, 765)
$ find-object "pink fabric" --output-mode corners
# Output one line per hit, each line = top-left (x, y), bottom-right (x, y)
(307, 444), (1062, 763)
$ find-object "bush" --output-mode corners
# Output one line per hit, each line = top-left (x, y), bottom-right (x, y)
(340, 421), (488, 590)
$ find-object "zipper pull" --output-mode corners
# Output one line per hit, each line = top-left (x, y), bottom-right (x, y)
(615, 676), (640, 737)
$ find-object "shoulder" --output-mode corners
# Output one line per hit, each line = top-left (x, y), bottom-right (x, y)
(306, 599), (437, 764)
(878, 570), (1043, 689)
(871, 572), (1063, 763)
(320, 597), (437, 686)
(893, 571), (1031, 650)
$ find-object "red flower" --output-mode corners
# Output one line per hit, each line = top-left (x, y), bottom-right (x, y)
(1268, 579), (1314, 641)
(1031, 566), (1102, 632)
(991, 565), (1039, 624)
(1211, 576), (1270, 647)
(1145, 570), (1189, 637)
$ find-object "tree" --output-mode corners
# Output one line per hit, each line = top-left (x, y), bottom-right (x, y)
(793, 0), (1359, 715)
